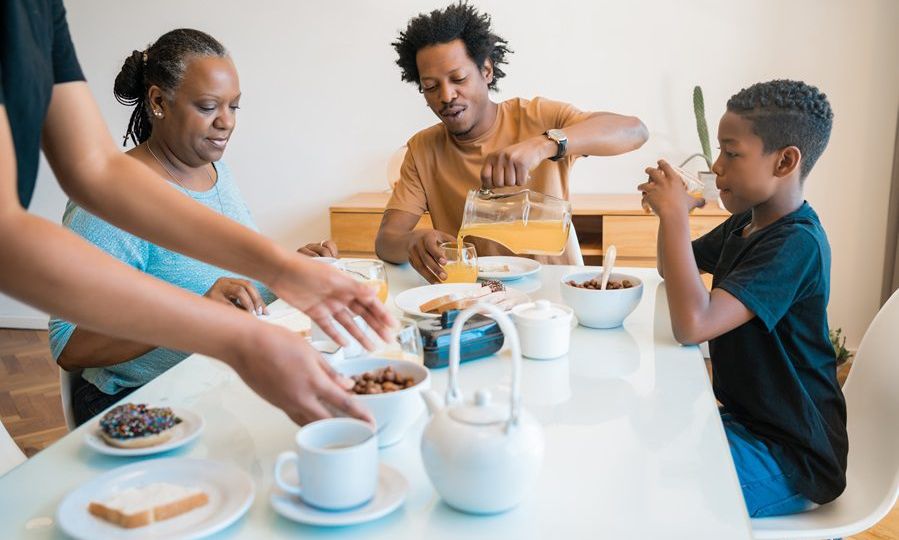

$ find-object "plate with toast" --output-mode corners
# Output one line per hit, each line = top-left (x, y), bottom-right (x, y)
(477, 256), (541, 281)
(394, 281), (530, 318)
(57, 457), (254, 540)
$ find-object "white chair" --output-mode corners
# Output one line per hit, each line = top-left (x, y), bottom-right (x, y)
(59, 368), (80, 431)
(0, 420), (26, 477)
(751, 289), (899, 539)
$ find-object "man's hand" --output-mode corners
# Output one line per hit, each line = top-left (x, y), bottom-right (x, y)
(480, 136), (555, 189)
(298, 240), (339, 258)
(204, 277), (268, 315)
(638, 160), (705, 218)
(406, 229), (455, 283)
(268, 253), (396, 350)
(236, 323), (373, 425)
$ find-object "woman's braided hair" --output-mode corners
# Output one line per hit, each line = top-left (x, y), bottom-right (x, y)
(114, 28), (227, 146)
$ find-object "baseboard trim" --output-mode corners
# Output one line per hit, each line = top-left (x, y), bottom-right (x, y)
(0, 315), (49, 330)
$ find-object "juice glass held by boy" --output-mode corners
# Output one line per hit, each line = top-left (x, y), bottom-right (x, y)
(639, 80), (847, 518)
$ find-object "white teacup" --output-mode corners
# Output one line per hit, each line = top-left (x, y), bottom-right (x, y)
(274, 418), (378, 510)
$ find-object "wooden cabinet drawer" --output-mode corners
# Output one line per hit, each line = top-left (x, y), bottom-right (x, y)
(330, 212), (433, 255)
(603, 215), (726, 258)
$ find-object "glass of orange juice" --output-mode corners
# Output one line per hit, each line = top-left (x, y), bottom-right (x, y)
(440, 242), (478, 283)
(340, 260), (389, 303)
(373, 318), (424, 365)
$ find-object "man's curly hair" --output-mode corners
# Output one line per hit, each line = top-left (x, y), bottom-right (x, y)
(392, 2), (512, 92)
(727, 80), (834, 179)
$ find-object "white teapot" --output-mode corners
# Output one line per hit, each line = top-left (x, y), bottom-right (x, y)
(420, 302), (544, 514)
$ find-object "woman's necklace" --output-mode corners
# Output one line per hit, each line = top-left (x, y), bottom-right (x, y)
(146, 143), (225, 214)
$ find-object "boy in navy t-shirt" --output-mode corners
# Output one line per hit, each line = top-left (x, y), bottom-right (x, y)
(639, 80), (847, 517)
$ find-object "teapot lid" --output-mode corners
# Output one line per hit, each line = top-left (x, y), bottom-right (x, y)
(448, 389), (509, 425)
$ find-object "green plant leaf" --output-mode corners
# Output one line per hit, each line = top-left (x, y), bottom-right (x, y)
(693, 86), (713, 170)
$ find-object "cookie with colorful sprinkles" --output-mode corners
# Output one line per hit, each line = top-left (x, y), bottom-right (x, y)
(99, 403), (182, 449)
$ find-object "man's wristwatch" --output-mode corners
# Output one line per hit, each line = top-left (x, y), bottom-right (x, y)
(545, 129), (568, 162)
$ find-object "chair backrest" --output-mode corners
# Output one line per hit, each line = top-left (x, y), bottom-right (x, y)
(0, 419), (25, 477)
(59, 368), (79, 431)
(840, 288), (899, 523)
(566, 223), (584, 267)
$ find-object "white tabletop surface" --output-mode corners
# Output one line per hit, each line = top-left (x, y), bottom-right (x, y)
(0, 264), (752, 539)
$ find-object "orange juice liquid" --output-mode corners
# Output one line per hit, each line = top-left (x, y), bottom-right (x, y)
(443, 261), (478, 283)
(364, 279), (389, 303)
(458, 220), (568, 256)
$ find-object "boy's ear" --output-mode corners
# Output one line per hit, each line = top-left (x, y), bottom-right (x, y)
(774, 146), (802, 178)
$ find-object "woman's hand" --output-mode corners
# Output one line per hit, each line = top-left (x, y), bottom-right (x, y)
(204, 277), (268, 315)
(638, 160), (705, 218)
(298, 240), (339, 258)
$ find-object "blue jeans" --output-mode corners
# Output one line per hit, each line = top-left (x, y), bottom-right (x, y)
(721, 412), (818, 518)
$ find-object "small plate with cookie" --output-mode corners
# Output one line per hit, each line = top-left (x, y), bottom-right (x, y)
(84, 403), (204, 457)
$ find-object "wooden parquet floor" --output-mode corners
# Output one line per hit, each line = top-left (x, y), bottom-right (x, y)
(0, 329), (895, 538)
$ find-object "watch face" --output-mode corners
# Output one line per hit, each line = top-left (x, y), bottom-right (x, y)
(547, 129), (567, 142)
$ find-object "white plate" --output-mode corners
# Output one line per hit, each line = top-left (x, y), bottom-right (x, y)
(84, 407), (204, 457)
(270, 464), (407, 527)
(57, 458), (254, 540)
(477, 256), (542, 281)
(394, 283), (484, 318)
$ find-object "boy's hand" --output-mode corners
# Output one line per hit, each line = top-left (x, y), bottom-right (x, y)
(638, 160), (706, 218)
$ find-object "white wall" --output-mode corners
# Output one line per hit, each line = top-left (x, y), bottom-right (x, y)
(3, 0), (897, 349)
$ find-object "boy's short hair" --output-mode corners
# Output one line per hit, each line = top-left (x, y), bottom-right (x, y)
(392, 1), (512, 91)
(727, 80), (833, 179)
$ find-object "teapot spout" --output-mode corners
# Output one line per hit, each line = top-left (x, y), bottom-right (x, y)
(421, 389), (444, 416)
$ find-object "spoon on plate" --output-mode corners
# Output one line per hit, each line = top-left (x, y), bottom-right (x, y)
(600, 244), (617, 290)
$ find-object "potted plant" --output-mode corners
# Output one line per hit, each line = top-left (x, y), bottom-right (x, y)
(680, 86), (719, 203)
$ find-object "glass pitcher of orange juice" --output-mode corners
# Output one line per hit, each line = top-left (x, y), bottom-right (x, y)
(457, 189), (572, 256)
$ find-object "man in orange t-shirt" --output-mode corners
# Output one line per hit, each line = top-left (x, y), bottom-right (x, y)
(376, 3), (649, 283)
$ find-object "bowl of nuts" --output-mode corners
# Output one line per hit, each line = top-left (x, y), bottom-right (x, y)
(560, 271), (644, 329)
(337, 358), (431, 447)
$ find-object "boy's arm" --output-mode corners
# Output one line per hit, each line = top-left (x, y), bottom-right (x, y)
(640, 161), (754, 344)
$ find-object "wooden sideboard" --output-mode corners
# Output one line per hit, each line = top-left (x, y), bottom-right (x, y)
(330, 191), (730, 268)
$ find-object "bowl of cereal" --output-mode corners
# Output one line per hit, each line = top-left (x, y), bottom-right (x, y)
(560, 271), (644, 329)
(337, 358), (431, 447)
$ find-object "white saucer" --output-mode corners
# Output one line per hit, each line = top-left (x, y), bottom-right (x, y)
(270, 464), (408, 527)
(84, 407), (204, 457)
(477, 256), (541, 281)
(57, 458), (254, 540)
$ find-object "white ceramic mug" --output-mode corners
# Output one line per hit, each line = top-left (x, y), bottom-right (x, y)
(274, 418), (378, 510)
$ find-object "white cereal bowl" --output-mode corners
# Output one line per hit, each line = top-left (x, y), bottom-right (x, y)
(336, 358), (431, 447)
(560, 271), (644, 329)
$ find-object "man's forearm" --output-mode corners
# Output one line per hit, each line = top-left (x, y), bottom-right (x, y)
(61, 153), (288, 286)
(565, 112), (649, 157)
(658, 211), (710, 342)
(375, 227), (412, 264)
(0, 210), (257, 366)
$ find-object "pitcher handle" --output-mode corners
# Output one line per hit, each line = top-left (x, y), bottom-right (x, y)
(448, 302), (523, 428)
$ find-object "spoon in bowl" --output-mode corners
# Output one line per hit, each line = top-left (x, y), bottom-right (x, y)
(600, 244), (617, 290)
